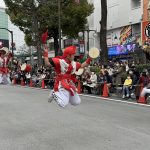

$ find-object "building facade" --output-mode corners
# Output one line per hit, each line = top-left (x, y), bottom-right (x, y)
(0, 6), (25, 52)
(87, 0), (147, 62)
(0, 7), (9, 48)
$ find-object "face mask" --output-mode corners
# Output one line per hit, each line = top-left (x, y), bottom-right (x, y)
(127, 77), (130, 79)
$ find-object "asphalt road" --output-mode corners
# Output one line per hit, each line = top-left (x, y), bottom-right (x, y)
(0, 85), (150, 150)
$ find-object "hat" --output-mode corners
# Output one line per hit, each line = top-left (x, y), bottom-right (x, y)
(63, 46), (76, 58)
(0, 47), (9, 54)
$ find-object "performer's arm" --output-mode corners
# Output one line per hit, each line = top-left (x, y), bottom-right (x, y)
(81, 58), (92, 68)
(44, 49), (51, 67)
(44, 49), (55, 67)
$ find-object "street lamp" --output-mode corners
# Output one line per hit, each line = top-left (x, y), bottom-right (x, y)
(58, 0), (61, 54)
(78, 29), (96, 53)
(0, 27), (14, 61)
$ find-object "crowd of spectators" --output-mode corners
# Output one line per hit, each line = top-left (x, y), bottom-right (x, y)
(10, 64), (55, 89)
(9, 60), (150, 100)
(79, 60), (150, 100)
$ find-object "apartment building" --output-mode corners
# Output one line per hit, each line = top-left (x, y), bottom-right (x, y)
(0, 7), (9, 48)
(0, 6), (25, 51)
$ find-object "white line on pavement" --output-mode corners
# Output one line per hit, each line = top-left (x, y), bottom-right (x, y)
(79, 93), (150, 107)
(12, 85), (150, 107)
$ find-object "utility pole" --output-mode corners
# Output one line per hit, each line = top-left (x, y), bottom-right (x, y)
(58, 0), (61, 55)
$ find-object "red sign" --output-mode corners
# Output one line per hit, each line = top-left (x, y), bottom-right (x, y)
(142, 21), (150, 44)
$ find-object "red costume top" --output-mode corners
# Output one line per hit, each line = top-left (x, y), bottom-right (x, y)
(50, 46), (81, 96)
(0, 53), (11, 74)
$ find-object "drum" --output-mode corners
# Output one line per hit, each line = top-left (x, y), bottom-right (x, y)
(75, 68), (84, 76)
(89, 47), (100, 59)
(0, 47), (9, 55)
(21, 64), (32, 72)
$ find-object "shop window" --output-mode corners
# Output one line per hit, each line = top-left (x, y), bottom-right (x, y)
(131, 0), (141, 9)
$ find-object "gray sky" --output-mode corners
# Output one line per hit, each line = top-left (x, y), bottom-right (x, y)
(0, 0), (5, 8)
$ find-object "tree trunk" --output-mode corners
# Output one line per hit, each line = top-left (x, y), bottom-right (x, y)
(53, 29), (63, 56)
(37, 40), (43, 67)
(100, 0), (108, 65)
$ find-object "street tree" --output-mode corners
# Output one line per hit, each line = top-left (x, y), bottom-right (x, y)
(100, 0), (108, 64)
(4, 0), (44, 66)
(39, 0), (93, 56)
(4, 0), (93, 65)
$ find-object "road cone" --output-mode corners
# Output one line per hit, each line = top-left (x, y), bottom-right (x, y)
(138, 96), (147, 104)
(21, 78), (25, 86)
(29, 79), (33, 87)
(137, 83), (147, 104)
(77, 80), (81, 94)
(41, 79), (45, 89)
(102, 82), (109, 97)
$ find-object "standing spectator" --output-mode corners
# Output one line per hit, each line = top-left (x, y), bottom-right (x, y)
(114, 63), (126, 86)
(103, 70), (112, 95)
(96, 71), (105, 95)
(125, 61), (129, 72)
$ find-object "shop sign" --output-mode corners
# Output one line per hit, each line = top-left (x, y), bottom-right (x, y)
(142, 21), (150, 44)
(120, 25), (132, 45)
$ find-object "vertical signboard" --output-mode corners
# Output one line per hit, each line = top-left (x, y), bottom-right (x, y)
(142, 21), (150, 45)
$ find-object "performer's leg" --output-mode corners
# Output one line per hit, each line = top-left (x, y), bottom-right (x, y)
(6, 74), (11, 84)
(0, 74), (3, 84)
(53, 88), (70, 108)
(2, 74), (7, 84)
(69, 92), (81, 106)
(48, 90), (54, 102)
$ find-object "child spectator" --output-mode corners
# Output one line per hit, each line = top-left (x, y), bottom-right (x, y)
(122, 75), (132, 98)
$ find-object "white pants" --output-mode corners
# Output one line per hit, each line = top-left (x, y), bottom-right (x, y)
(140, 87), (150, 97)
(51, 88), (81, 108)
(0, 73), (11, 84)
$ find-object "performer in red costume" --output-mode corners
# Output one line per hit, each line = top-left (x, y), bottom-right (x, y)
(44, 46), (92, 108)
(0, 47), (12, 84)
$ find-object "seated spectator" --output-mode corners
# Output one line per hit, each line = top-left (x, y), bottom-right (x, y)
(25, 72), (31, 85)
(135, 72), (150, 99)
(139, 73), (150, 98)
(122, 75), (132, 99)
(83, 72), (97, 94)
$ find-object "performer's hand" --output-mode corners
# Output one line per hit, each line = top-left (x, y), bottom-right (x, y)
(85, 57), (92, 64)
(43, 49), (48, 57)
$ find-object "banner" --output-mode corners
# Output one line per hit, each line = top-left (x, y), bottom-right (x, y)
(119, 25), (132, 45)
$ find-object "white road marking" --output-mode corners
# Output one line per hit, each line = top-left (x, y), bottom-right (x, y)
(79, 93), (150, 107)
(11, 85), (150, 107)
